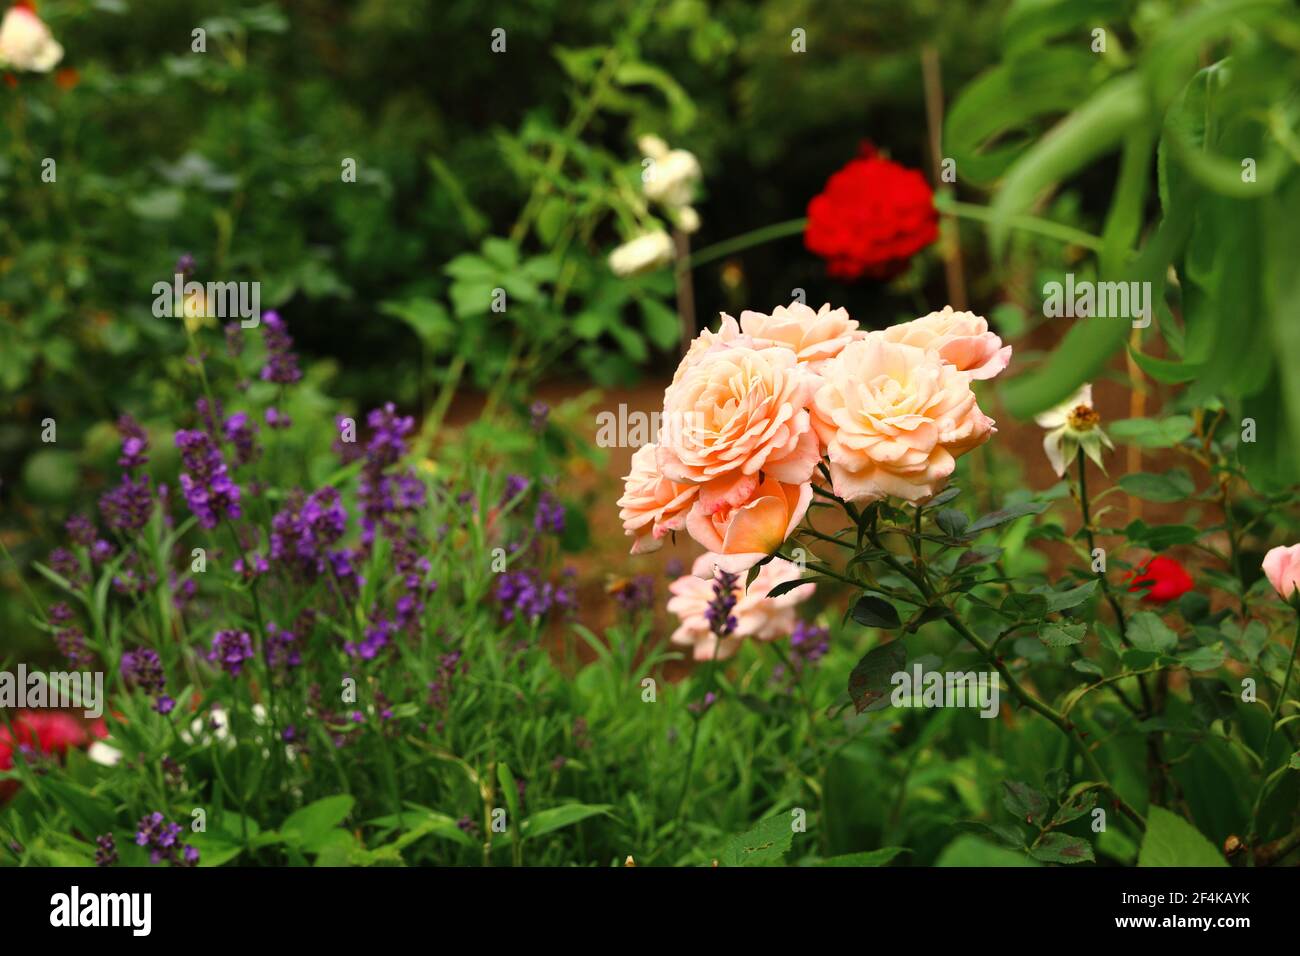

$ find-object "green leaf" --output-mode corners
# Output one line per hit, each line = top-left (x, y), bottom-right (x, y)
(639, 298), (680, 351)
(1029, 833), (1095, 864)
(1108, 416), (1196, 448)
(719, 814), (794, 867)
(520, 803), (613, 840)
(1039, 623), (1085, 647)
(935, 508), (970, 537)
(765, 577), (812, 599)
(280, 795), (355, 852)
(847, 640), (906, 714)
(936, 835), (1039, 867)
(851, 595), (901, 629)
(1117, 469), (1195, 502)
(1001, 592), (1049, 620)
(1043, 579), (1098, 612)
(1128, 612), (1179, 654)
(1137, 806), (1227, 867)
(1178, 643), (1225, 672)
(967, 500), (1048, 533)
(1001, 780), (1050, 825)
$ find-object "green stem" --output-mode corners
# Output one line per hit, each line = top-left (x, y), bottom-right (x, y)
(685, 218), (809, 269)
(935, 195), (1104, 251)
(1247, 615), (1300, 845)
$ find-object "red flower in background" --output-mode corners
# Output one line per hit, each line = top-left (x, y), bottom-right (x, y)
(804, 144), (938, 280)
(0, 711), (104, 801)
(1126, 556), (1193, 603)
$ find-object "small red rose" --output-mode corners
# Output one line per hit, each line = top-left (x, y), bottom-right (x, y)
(804, 144), (938, 280)
(1126, 555), (1193, 603)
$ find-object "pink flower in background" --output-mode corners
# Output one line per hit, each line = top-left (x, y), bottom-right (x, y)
(734, 301), (865, 372)
(667, 555), (815, 661)
(812, 337), (994, 503)
(617, 443), (699, 554)
(1263, 544), (1300, 602)
(658, 344), (820, 515)
(876, 306), (1011, 381)
(685, 474), (812, 574)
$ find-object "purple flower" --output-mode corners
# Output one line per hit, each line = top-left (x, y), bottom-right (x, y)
(265, 407), (291, 429)
(115, 414), (150, 470)
(233, 552), (269, 579)
(65, 513), (95, 547)
(494, 568), (577, 624)
(94, 833), (118, 867)
(529, 400), (549, 432)
(54, 626), (92, 669)
(271, 487), (348, 577)
(265, 621), (302, 671)
(90, 539), (116, 564)
(773, 621), (830, 689)
(224, 322), (244, 358)
(121, 648), (166, 695)
(47, 547), (81, 582)
(534, 491), (565, 535)
(207, 630), (254, 676)
(345, 617), (393, 660)
(500, 474), (529, 509)
(259, 311), (302, 384)
(176, 253), (196, 277)
(612, 574), (655, 614)
(99, 474), (153, 532)
(175, 429), (242, 529)
(222, 411), (260, 466)
(135, 812), (197, 867)
(705, 569), (740, 640)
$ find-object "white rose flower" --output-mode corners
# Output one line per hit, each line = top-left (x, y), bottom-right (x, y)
(609, 230), (675, 277)
(0, 6), (64, 73)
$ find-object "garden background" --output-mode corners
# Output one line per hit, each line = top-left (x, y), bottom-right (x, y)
(2, 0), (1299, 868)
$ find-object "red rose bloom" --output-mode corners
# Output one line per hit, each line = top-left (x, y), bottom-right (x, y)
(1126, 555), (1193, 603)
(804, 144), (938, 280)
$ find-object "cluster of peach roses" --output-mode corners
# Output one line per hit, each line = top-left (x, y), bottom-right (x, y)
(618, 301), (1011, 576)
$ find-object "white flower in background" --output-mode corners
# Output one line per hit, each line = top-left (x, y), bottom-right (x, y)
(1035, 383), (1114, 477)
(639, 133), (701, 214)
(0, 4), (64, 73)
(676, 205), (700, 235)
(87, 741), (122, 767)
(609, 229), (675, 277)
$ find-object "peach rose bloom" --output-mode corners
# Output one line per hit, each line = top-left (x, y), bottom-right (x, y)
(877, 306), (1012, 380)
(735, 301), (865, 371)
(671, 312), (746, 385)
(667, 555), (815, 661)
(1262, 544), (1300, 601)
(617, 443), (698, 554)
(685, 474), (812, 573)
(658, 344), (821, 514)
(812, 338), (995, 503)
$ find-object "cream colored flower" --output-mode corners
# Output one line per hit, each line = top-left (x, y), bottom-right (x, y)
(666, 554), (814, 661)
(0, 5), (63, 72)
(641, 139), (701, 210)
(658, 344), (821, 513)
(876, 306), (1011, 381)
(737, 301), (865, 372)
(609, 230), (675, 277)
(812, 338), (995, 503)
(1034, 383), (1113, 477)
(617, 443), (699, 555)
